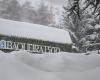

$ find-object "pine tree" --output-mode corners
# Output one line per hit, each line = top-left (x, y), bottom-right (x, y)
(36, 1), (50, 25)
(21, 1), (37, 23)
(0, 0), (21, 21)
(62, 0), (84, 49)
(62, 0), (100, 52)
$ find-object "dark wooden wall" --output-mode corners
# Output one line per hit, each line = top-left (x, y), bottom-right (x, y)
(0, 34), (72, 52)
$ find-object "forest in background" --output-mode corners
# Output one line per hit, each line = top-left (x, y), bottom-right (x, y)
(0, 0), (51, 25)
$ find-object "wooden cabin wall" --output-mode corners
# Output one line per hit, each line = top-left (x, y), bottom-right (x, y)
(0, 34), (72, 52)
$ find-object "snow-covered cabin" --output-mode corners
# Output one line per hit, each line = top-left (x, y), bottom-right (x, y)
(0, 18), (72, 53)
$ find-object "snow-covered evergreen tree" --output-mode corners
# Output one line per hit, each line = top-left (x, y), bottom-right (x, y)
(0, 0), (21, 21)
(21, 1), (37, 23)
(62, 0), (100, 52)
(36, 1), (50, 25)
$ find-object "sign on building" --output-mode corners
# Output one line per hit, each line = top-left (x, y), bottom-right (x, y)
(0, 40), (60, 53)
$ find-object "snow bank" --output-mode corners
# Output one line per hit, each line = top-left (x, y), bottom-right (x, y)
(95, 24), (100, 29)
(0, 18), (72, 44)
(0, 51), (100, 80)
(13, 51), (100, 72)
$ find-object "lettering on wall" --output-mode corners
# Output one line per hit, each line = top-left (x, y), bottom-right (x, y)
(0, 40), (60, 53)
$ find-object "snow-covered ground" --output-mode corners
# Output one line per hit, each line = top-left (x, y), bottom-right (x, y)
(0, 50), (100, 80)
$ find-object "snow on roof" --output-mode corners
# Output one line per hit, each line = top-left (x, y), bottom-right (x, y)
(95, 24), (100, 29)
(0, 18), (72, 44)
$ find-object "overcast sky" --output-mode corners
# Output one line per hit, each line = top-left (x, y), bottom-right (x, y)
(19, 0), (65, 6)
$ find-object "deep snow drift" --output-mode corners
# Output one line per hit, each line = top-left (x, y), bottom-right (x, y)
(0, 51), (100, 80)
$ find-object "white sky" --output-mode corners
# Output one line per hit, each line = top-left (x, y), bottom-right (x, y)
(18, 0), (65, 24)
(18, 0), (64, 6)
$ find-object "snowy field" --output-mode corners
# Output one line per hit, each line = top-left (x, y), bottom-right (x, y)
(0, 50), (100, 80)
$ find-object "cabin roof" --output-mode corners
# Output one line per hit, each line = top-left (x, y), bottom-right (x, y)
(0, 18), (72, 44)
